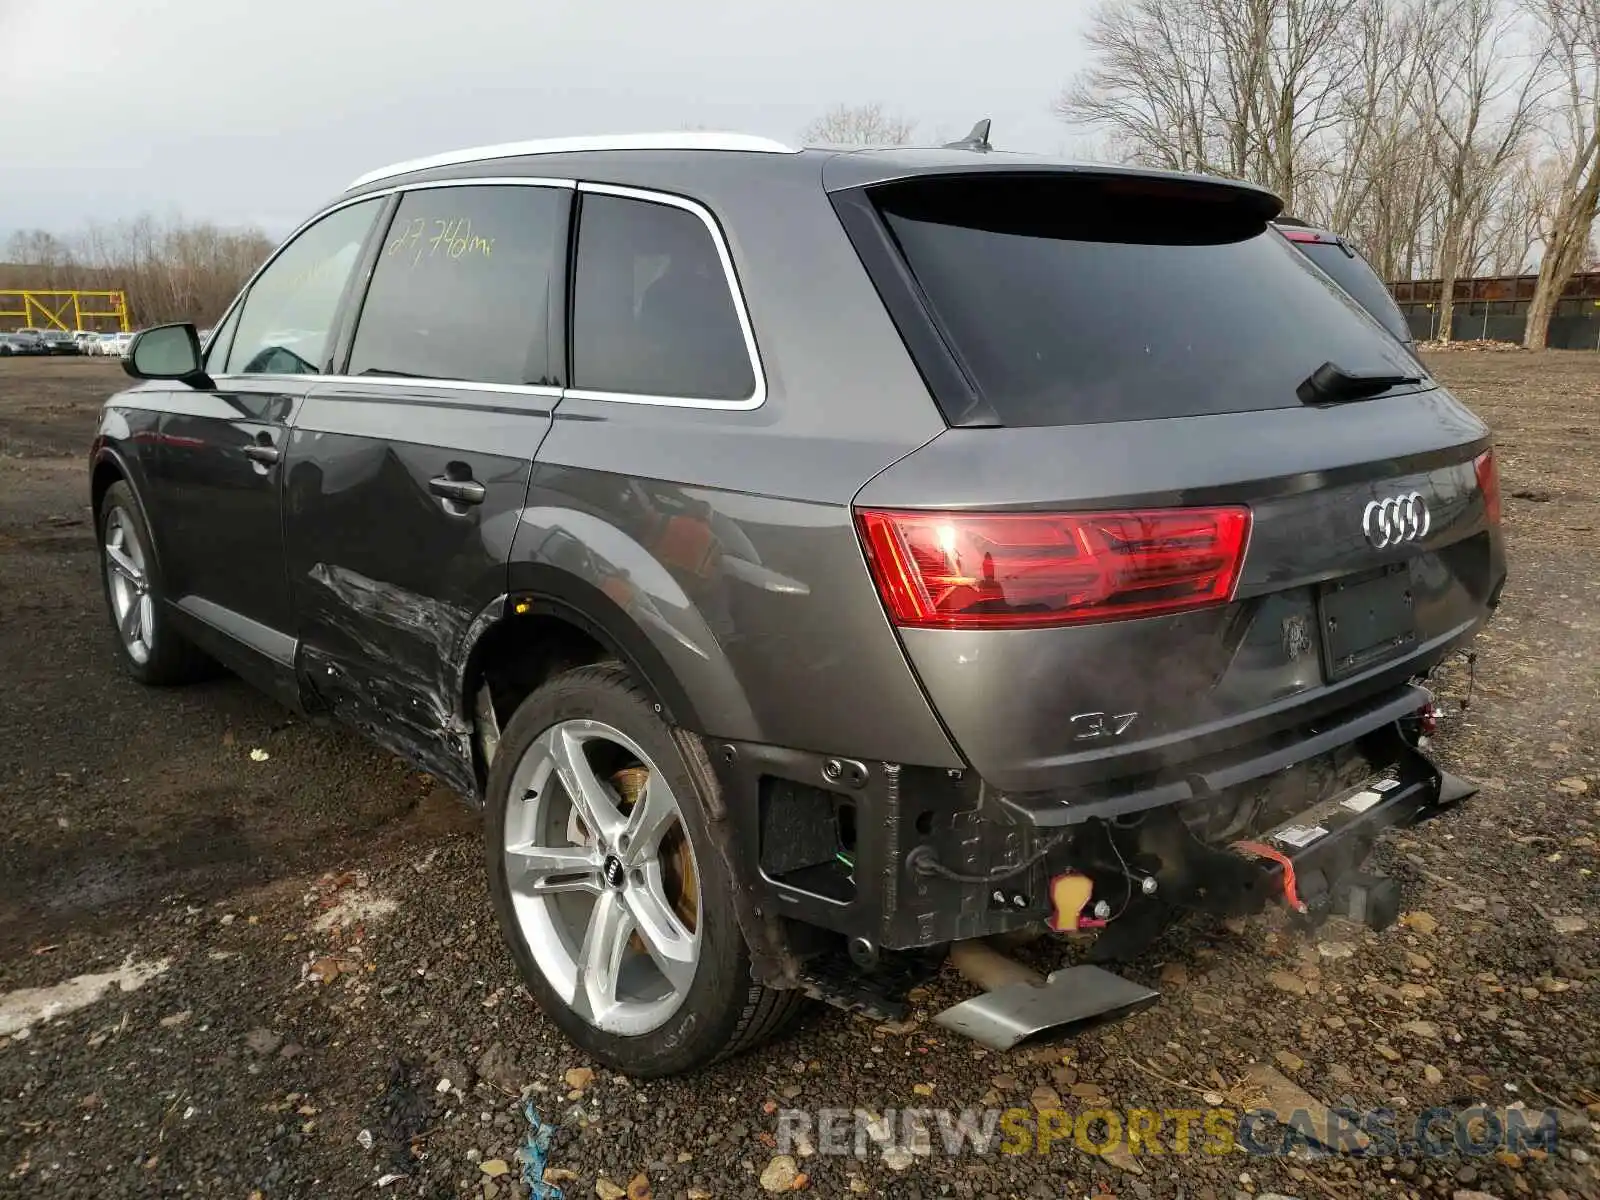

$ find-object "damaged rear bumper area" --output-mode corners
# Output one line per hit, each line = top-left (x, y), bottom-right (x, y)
(710, 683), (1474, 1019)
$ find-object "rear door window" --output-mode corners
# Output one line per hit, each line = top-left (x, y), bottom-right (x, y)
(347, 184), (569, 387)
(871, 175), (1424, 427)
(569, 190), (756, 403)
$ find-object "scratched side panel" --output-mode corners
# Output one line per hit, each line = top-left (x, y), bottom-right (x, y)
(285, 383), (549, 790)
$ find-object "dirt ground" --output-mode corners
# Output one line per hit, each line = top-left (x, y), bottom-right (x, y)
(0, 354), (1595, 1200)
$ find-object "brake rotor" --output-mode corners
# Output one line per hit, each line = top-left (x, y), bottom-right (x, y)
(610, 766), (698, 944)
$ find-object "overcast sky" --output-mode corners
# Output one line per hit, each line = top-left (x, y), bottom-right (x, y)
(0, 0), (1091, 242)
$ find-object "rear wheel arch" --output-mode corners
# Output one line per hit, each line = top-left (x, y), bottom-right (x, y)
(456, 573), (712, 793)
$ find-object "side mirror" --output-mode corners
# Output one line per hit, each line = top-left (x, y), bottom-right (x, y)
(123, 323), (212, 388)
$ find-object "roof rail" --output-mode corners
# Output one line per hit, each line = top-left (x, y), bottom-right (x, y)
(348, 132), (800, 190)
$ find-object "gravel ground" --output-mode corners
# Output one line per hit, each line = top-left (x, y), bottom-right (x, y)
(0, 355), (1595, 1200)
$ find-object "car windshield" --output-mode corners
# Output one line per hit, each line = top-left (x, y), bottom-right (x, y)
(873, 174), (1425, 427)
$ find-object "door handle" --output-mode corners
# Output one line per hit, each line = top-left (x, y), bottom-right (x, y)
(243, 443), (281, 465)
(428, 476), (486, 505)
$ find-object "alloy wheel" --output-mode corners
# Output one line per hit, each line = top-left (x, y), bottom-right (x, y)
(104, 507), (154, 664)
(503, 718), (702, 1036)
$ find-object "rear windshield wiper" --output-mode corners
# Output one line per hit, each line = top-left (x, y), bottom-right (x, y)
(1297, 361), (1422, 405)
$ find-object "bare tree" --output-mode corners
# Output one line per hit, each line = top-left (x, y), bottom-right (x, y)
(1521, 0), (1600, 347)
(1056, 0), (1574, 308)
(1059, 0), (1364, 213)
(802, 103), (917, 146)
(1315, 0), (1433, 231)
(5, 229), (73, 269)
(1477, 151), (1561, 272)
(1416, 0), (1546, 340)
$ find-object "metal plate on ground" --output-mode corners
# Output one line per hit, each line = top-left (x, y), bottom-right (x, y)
(932, 965), (1160, 1051)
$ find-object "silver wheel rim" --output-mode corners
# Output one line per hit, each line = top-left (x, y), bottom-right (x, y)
(504, 718), (702, 1036)
(104, 507), (154, 664)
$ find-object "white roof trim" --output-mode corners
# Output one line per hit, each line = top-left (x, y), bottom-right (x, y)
(348, 132), (799, 190)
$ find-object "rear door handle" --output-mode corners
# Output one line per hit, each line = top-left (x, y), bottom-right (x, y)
(243, 443), (281, 465)
(429, 476), (486, 505)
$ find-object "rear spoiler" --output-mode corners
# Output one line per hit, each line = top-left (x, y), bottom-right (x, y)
(822, 156), (1283, 224)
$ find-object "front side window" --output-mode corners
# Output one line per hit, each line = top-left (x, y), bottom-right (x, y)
(570, 192), (755, 402)
(347, 185), (568, 386)
(226, 199), (380, 376)
(203, 301), (241, 372)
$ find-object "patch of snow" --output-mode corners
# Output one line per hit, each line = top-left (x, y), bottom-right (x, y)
(0, 956), (171, 1037)
(312, 891), (398, 932)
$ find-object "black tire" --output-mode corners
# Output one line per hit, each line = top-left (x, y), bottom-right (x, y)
(485, 662), (804, 1077)
(96, 480), (212, 685)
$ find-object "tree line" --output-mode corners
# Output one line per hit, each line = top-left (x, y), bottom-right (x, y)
(3, 218), (274, 329)
(16, 16), (1600, 350)
(1060, 0), (1600, 348)
(811, 2), (1600, 349)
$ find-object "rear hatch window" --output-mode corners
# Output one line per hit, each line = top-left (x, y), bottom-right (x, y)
(871, 174), (1425, 426)
(1290, 238), (1413, 344)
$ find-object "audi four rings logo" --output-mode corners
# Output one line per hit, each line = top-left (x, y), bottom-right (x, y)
(1362, 492), (1431, 548)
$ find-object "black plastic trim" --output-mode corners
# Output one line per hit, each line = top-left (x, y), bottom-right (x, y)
(1001, 684), (1431, 828)
(828, 188), (997, 428)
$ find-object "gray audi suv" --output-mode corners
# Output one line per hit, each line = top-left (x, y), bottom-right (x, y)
(92, 131), (1504, 1076)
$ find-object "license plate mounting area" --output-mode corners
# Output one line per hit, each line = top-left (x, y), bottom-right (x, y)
(1318, 563), (1416, 681)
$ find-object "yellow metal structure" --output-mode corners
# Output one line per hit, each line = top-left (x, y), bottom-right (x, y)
(0, 289), (130, 332)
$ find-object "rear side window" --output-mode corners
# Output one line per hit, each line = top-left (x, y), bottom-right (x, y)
(570, 191), (756, 402)
(872, 175), (1424, 427)
(1293, 240), (1412, 343)
(348, 185), (568, 386)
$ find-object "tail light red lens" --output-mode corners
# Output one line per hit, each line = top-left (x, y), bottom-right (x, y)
(1474, 449), (1502, 526)
(856, 507), (1251, 629)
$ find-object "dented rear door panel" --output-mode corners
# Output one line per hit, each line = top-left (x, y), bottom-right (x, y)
(283, 382), (551, 789)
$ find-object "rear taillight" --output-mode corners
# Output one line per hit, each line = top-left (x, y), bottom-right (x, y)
(1474, 449), (1502, 526)
(1280, 228), (1329, 244)
(856, 507), (1252, 629)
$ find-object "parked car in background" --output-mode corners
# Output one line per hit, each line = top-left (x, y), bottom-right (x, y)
(7, 330), (47, 355)
(41, 331), (80, 355)
(101, 331), (136, 357)
(0, 333), (32, 356)
(1275, 218), (1416, 351)
(73, 331), (103, 352)
(94, 132), (1503, 1077)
